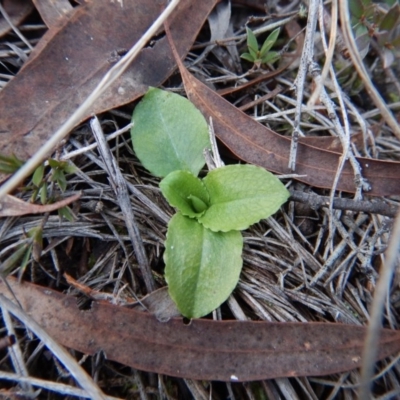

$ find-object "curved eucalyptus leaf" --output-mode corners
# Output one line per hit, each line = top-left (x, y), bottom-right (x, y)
(164, 213), (243, 318)
(131, 87), (210, 177)
(160, 170), (210, 218)
(199, 164), (289, 232)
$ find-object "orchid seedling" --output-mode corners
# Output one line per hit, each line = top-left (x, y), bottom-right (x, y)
(240, 27), (281, 69)
(131, 87), (289, 318)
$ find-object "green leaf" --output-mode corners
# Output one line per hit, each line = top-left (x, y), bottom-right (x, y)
(32, 164), (44, 187)
(240, 52), (256, 62)
(246, 27), (259, 58)
(261, 51), (280, 64)
(259, 28), (280, 57)
(63, 163), (77, 174)
(39, 182), (48, 204)
(160, 170), (210, 218)
(0, 154), (24, 174)
(48, 158), (60, 169)
(349, 0), (365, 19)
(379, 3), (400, 31)
(188, 195), (208, 213)
(53, 170), (67, 192)
(164, 213), (243, 318)
(58, 206), (75, 221)
(131, 87), (210, 177)
(199, 165), (289, 232)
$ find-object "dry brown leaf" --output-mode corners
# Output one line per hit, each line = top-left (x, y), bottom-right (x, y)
(2, 277), (400, 382)
(165, 26), (400, 196)
(31, 0), (74, 28)
(0, 192), (80, 217)
(0, 0), (218, 169)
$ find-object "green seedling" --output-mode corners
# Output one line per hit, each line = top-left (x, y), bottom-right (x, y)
(131, 87), (289, 318)
(240, 27), (281, 69)
(30, 160), (76, 205)
(48, 159), (76, 192)
(0, 154), (24, 174)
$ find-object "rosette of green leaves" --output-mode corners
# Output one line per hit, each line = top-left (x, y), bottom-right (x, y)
(132, 88), (289, 319)
(240, 27), (281, 68)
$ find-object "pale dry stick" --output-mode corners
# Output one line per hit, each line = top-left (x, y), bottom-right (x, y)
(184, 380), (209, 400)
(265, 93), (335, 130)
(267, 216), (322, 272)
(90, 116), (154, 292)
(289, 190), (398, 218)
(0, 294), (107, 400)
(207, 117), (224, 169)
(311, 13), (370, 256)
(324, 249), (357, 287)
(61, 123), (134, 161)
(308, 0), (337, 107)
(327, 85), (374, 157)
(338, 0), (400, 140)
(0, 2), (33, 51)
(0, 371), (122, 399)
(362, 102), (400, 119)
(99, 211), (138, 294)
(295, 378), (319, 400)
(309, 210), (359, 286)
(263, 98), (296, 129)
(227, 295), (248, 320)
(317, 67), (370, 197)
(0, 0), (181, 199)
(308, 56), (350, 253)
(1, 308), (34, 395)
(359, 210), (400, 399)
(289, 0), (320, 170)
(310, 71), (355, 253)
(275, 378), (300, 400)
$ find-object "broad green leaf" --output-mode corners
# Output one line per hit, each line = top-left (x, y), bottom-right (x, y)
(240, 52), (256, 62)
(246, 27), (259, 58)
(131, 87), (210, 177)
(160, 170), (210, 218)
(199, 165), (289, 232)
(164, 213), (243, 318)
(259, 28), (280, 57)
